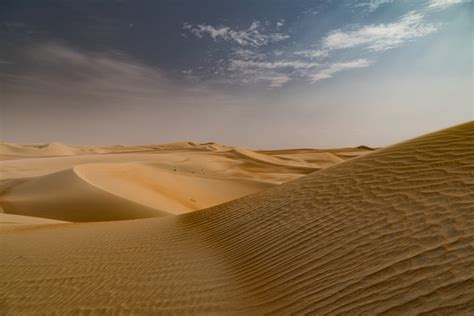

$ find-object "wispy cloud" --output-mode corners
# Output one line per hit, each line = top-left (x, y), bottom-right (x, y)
(232, 48), (266, 60)
(24, 44), (169, 98)
(2, 43), (234, 105)
(322, 12), (437, 52)
(294, 49), (329, 59)
(309, 59), (372, 82)
(183, 21), (289, 47)
(262, 75), (291, 88)
(355, 0), (394, 12)
(227, 58), (321, 87)
(427, 0), (468, 10)
(273, 50), (284, 57)
(276, 19), (286, 28)
(226, 58), (372, 87)
(229, 59), (320, 71)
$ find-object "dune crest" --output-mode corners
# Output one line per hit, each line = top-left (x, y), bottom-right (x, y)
(1, 122), (473, 314)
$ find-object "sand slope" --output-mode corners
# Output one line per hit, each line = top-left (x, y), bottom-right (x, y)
(0, 213), (68, 226)
(1, 122), (472, 314)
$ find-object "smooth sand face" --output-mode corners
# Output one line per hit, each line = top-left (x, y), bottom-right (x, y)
(0, 142), (370, 222)
(1, 123), (473, 314)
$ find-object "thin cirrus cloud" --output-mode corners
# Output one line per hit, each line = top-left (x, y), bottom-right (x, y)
(256, 75), (291, 88)
(427, 0), (468, 10)
(226, 57), (374, 88)
(21, 44), (171, 99)
(294, 50), (329, 59)
(2, 43), (237, 109)
(226, 59), (321, 88)
(355, 0), (467, 12)
(355, 0), (394, 12)
(320, 11), (437, 53)
(232, 48), (267, 60)
(229, 60), (321, 71)
(183, 21), (289, 47)
(309, 59), (372, 83)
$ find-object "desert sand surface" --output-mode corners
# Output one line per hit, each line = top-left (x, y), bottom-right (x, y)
(0, 213), (68, 226)
(0, 122), (472, 314)
(0, 141), (370, 222)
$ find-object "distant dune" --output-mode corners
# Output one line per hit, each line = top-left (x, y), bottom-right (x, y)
(0, 142), (77, 158)
(0, 142), (370, 222)
(0, 122), (472, 314)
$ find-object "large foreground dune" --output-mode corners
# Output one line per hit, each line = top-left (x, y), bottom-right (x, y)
(1, 122), (473, 314)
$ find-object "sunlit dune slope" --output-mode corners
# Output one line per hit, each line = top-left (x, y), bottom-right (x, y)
(1, 122), (472, 314)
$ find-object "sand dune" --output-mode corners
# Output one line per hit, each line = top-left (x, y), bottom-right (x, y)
(0, 141), (230, 160)
(0, 161), (274, 222)
(0, 122), (472, 314)
(0, 167), (169, 222)
(0, 142), (77, 158)
(1, 143), (368, 222)
(231, 147), (317, 169)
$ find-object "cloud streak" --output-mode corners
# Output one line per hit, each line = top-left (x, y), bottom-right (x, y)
(309, 59), (372, 82)
(183, 21), (289, 47)
(1, 43), (241, 109)
(225, 57), (373, 87)
(262, 75), (291, 88)
(322, 12), (437, 52)
(226, 58), (322, 88)
(229, 60), (320, 71)
(294, 49), (329, 59)
(427, 0), (468, 10)
(355, 0), (394, 12)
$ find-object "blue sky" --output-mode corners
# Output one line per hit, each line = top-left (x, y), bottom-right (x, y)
(1, 0), (472, 148)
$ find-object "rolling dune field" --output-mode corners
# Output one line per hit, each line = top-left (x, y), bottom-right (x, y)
(0, 142), (370, 222)
(0, 122), (473, 314)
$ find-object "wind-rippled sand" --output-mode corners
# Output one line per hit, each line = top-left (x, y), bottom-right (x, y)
(1, 122), (473, 314)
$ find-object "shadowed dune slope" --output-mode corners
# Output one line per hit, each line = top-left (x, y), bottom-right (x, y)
(1, 122), (473, 314)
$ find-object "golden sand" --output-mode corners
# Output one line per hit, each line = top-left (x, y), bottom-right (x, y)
(1, 123), (473, 314)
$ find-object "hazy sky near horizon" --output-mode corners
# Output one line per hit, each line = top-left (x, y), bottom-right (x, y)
(1, 0), (472, 148)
